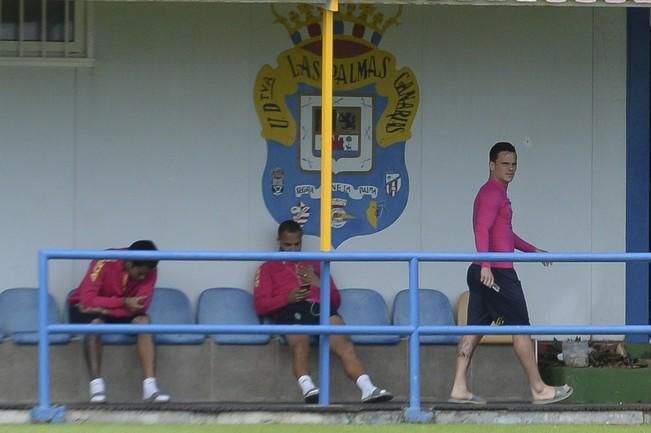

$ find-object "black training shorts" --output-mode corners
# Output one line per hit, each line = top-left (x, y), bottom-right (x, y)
(273, 301), (339, 325)
(466, 263), (531, 326)
(68, 303), (142, 324)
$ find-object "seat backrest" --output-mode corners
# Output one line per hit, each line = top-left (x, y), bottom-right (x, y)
(63, 289), (74, 324)
(148, 287), (205, 345)
(456, 290), (512, 344)
(392, 288), (459, 344)
(0, 288), (70, 344)
(337, 288), (400, 345)
(197, 287), (269, 345)
(149, 287), (194, 325)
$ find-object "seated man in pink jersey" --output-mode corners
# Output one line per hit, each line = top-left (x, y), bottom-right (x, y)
(448, 142), (573, 405)
(254, 220), (392, 404)
(68, 240), (170, 403)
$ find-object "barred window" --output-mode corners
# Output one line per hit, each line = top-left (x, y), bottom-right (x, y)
(0, 0), (92, 64)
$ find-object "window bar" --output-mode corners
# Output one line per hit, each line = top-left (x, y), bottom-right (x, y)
(18, 0), (24, 56)
(40, 0), (47, 57)
(64, 0), (70, 57)
(87, 0), (94, 58)
(0, 0), (3, 45)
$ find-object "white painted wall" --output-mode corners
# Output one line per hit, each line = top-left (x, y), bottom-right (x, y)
(0, 3), (626, 331)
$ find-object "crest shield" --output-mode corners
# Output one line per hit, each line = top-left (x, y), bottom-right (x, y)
(254, 4), (419, 247)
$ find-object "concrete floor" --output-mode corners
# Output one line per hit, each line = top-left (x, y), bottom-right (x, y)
(3, 402), (651, 424)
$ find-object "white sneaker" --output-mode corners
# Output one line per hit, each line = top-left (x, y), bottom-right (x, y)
(143, 389), (171, 402)
(142, 377), (171, 402)
(89, 378), (106, 403)
(303, 387), (319, 404)
(361, 387), (393, 403)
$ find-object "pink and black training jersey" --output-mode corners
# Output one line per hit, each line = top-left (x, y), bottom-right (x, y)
(473, 177), (536, 268)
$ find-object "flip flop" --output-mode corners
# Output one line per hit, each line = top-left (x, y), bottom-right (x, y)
(532, 385), (574, 405)
(448, 394), (487, 405)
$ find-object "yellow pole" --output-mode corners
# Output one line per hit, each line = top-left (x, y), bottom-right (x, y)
(320, 0), (338, 251)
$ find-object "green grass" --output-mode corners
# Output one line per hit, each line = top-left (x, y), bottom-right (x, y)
(0, 426), (649, 433)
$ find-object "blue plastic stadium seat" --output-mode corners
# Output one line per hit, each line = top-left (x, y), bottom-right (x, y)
(0, 288), (70, 345)
(392, 288), (460, 344)
(337, 288), (400, 345)
(148, 287), (205, 345)
(99, 333), (136, 345)
(197, 287), (270, 345)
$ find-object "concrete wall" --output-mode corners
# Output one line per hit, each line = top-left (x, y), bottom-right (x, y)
(0, 340), (529, 404)
(0, 3), (627, 332)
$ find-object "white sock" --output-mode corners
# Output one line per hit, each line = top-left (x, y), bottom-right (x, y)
(90, 377), (105, 394)
(298, 375), (317, 394)
(143, 377), (159, 398)
(355, 374), (376, 398)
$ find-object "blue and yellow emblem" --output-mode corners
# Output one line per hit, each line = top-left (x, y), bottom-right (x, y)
(254, 4), (419, 247)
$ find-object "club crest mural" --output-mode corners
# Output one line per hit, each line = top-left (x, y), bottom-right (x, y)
(254, 4), (419, 247)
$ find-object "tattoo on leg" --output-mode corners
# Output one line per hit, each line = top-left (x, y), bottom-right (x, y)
(457, 340), (473, 359)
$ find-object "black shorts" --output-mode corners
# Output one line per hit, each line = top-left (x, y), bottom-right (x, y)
(466, 264), (530, 326)
(68, 303), (143, 324)
(273, 301), (339, 325)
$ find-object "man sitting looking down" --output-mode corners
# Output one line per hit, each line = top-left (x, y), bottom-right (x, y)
(254, 220), (393, 404)
(68, 240), (170, 403)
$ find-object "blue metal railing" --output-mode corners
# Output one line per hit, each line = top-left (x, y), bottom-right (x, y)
(33, 250), (651, 423)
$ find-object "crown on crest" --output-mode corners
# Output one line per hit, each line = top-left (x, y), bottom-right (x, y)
(271, 3), (402, 47)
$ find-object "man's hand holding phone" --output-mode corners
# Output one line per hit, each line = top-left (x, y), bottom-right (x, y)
(125, 295), (147, 313)
(297, 264), (319, 288)
(289, 285), (310, 303)
(287, 264), (314, 303)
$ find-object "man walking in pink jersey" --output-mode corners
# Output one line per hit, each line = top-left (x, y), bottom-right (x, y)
(448, 142), (573, 405)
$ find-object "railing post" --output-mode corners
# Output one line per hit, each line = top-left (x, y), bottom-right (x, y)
(404, 258), (433, 422)
(318, 260), (332, 405)
(31, 251), (65, 423)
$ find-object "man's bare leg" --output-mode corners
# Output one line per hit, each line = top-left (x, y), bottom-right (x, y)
(329, 315), (365, 380)
(84, 318), (105, 379)
(449, 334), (482, 400)
(512, 335), (571, 401)
(286, 335), (312, 378)
(83, 334), (103, 378)
(133, 315), (156, 379)
(286, 334), (319, 402)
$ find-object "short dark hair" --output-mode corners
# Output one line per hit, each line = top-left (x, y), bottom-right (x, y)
(278, 220), (302, 238)
(489, 141), (516, 162)
(127, 240), (158, 269)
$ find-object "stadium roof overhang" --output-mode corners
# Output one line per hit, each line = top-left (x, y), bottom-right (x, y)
(90, 0), (651, 7)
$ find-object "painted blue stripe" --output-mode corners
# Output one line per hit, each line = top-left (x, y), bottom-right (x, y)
(334, 20), (344, 34)
(371, 32), (382, 46)
(626, 8), (650, 342)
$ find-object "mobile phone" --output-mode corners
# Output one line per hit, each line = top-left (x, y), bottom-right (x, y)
(491, 283), (501, 293)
